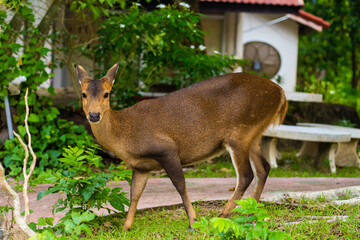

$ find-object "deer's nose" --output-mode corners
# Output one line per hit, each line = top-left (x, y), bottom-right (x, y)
(89, 112), (100, 122)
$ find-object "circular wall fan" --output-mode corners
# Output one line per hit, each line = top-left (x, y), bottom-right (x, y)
(243, 41), (281, 79)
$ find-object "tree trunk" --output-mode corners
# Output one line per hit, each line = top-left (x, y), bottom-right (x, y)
(350, 34), (357, 89)
(8, 11), (23, 42)
(188, 0), (199, 12)
(36, 0), (69, 47)
(175, 0), (199, 12)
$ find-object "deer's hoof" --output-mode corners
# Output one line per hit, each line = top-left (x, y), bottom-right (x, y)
(123, 225), (131, 231)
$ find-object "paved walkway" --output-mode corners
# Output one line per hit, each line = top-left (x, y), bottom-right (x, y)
(1, 177), (360, 224)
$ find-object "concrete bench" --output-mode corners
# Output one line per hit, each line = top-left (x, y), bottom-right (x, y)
(297, 123), (360, 168)
(262, 125), (351, 173)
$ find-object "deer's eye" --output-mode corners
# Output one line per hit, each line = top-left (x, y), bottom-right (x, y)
(82, 93), (87, 99)
(104, 93), (109, 98)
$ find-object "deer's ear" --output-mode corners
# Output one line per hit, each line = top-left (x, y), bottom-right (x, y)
(76, 65), (89, 84)
(104, 63), (119, 84)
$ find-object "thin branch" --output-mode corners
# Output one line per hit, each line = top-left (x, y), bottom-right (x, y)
(18, 89), (37, 221)
(0, 163), (35, 237)
(73, 37), (100, 49)
(0, 88), (37, 238)
(24, 90), (37, 177)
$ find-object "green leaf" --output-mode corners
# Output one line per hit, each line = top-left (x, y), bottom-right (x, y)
(71, 211), (96, 225)
(18, 125), (26, 137)
(81, 184), (95, 202)
(12, 43), (22, 52)
(27, 92), (36, 106)
(45, 217), (54, 226)
(210, 217), (234, 233)
(89, 5), (100, 20)
(37, 190), (48, 200)
(48, 150), (61, 161)
(191, 217), (209, 232)
(0, 88), (8, 97)
(48, 86), (56, 96)
(28, 222), (37, 232)
(109, 198), (126, 212)
(37, 217), (47, 226)
(79, 223), (93, 236)
(28, 113), (40, 122)
(63, 219), (77, 234)
(269, 231), (293, 240)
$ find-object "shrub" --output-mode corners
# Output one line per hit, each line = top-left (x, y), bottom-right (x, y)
(35, 145), (131, 238)
(0, 6), (93, 178)
(193, 197), (293, 240)
(89, 2), (244, 108)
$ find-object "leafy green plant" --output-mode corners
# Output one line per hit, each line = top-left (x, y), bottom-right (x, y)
(89, 2), (244, 108)
(0, 5), (94, 178)
(0, 99), (93, 177)
(1, 0), (23, 10)
(333, 120), (356, 128)
(35, 145), (131, 238)
(193, 197), (293, 240)
(37, 145), (130, 213)
(297, 1), (360, 116)
(69, 0), (127, 20)
(29, 211), (96, 240)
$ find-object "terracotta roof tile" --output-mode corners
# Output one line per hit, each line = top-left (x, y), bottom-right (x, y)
(298, 9), (330, 28)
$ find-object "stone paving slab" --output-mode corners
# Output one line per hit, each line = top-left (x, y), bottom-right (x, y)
(1, 177), (360, 224)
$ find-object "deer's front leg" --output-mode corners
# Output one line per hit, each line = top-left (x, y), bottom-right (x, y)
(153, 150), (196, 229)
(123, 169), (150, 231)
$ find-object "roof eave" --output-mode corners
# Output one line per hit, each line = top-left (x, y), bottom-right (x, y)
(288, 10), (330, 32)
(199, 2), (301, 14)
(288, 14), (323, 32)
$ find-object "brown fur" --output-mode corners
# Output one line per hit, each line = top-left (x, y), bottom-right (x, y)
(77, 64), (287, 230)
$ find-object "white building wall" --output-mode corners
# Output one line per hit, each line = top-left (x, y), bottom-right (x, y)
(241, 13), (299, 92)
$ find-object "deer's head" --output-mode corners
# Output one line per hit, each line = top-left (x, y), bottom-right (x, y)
(76, 63), (119, 124)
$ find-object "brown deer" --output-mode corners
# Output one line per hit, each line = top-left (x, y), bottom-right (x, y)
(76, 63), (287, 231)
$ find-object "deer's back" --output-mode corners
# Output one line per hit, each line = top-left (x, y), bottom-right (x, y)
(117, 73), (284, 165)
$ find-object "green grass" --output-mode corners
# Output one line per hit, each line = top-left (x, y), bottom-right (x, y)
(88, 202), (223, 239)
(86, 200), (360, 239)
(181, 152), (360, 179)
(266, 199), (360, 239)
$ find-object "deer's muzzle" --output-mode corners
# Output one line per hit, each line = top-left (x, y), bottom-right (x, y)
(89, 112), (100, 123)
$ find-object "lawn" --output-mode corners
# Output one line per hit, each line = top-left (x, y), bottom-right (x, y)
(19, 149), (360, 239)
(84, 150), (360, 239)
(86, 199), (360, 239)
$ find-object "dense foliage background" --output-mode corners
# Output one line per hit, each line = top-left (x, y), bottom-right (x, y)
(0, 0), (242, 178)
(1, 0), (360, 177)
(297, 0), (360, 112)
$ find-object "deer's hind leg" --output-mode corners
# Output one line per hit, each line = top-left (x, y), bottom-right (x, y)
(219, 140), (254, 218)
(249, 138), (270, 201)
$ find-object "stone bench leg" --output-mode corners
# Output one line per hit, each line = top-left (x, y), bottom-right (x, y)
(300, 142), (337, 173)
(261, 137), (278, 168)
(299, 140), (360, 170)
(297, 141), (319, 158)
(335, 139), (360, 168)
(318, 143), (337, 174)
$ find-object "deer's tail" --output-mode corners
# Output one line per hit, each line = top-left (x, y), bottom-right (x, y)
(273, 89), (288, 126)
